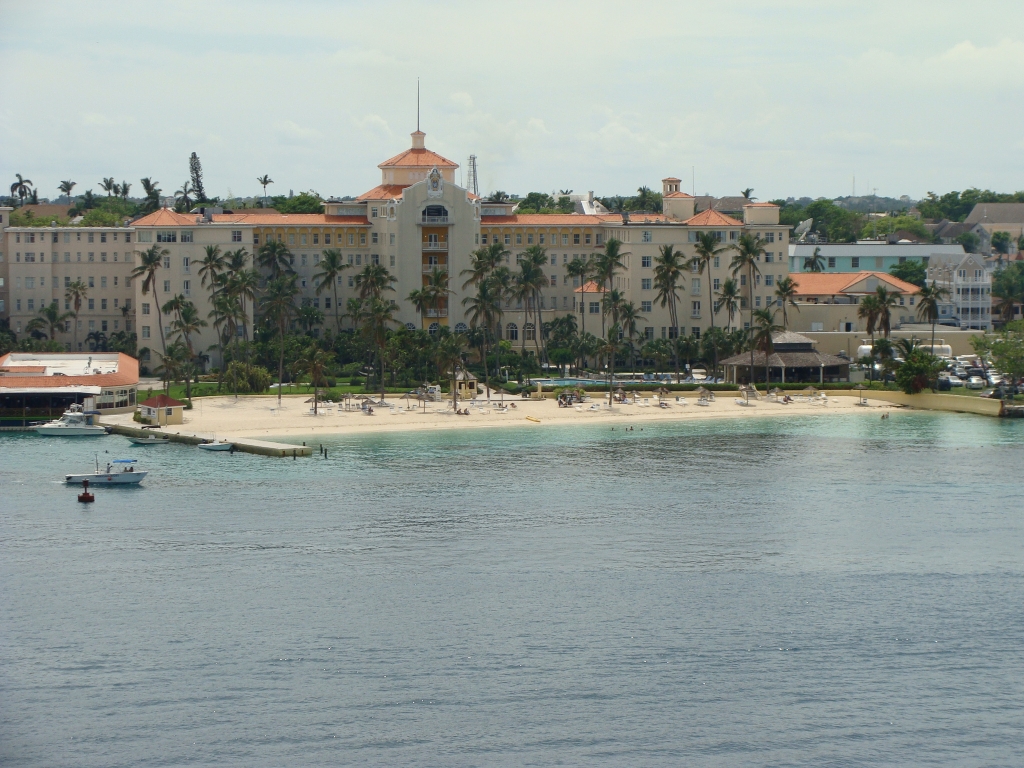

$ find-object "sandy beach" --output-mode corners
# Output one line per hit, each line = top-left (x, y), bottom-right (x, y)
(104, 391), (898, 442)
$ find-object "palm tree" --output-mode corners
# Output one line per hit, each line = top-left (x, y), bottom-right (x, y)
(594, 238), (626, 337)
(635, 186), (655, 211)
(363, 296), (397, 402)
(751, 307), (783, 385)
(131, 244), (171, 355)
(803, 246), (825, 272)
(26, 301), (74, 341)
(174, 181), (193, 210)
(565, 256), (593, 340)
(463, 276), (502, 398)
(198, 245), (226, 293)
(874, 285), (900, 338)
(915, 281), (950, 356)
(85, 330), (108, 352)
(297, 303), (325, 334)
(694, 232), (728, 380)
(169, 300), (208, 401)
(461, 242), (507, 291)
(292, 347), (333, 414)
(120, 180), (132, 200)
(99, 177), (116, 197)
(58, 180), (76, 204)
(64, 280), (88, 350)
(156, 340), (190, 395)
(598, 325), (621, 407)
(313, 248), (351, 333)
(231, 266), (259, 346)
(261, 274), (300, 404)
(355, 263), (396, 301)
(10, 174), (33, 207)
(518, 245), (549, 361)
(856, 294), (881, 381)
(257, 175), (274, 207)
(730, 232), (765, 384)
(257, 239), (293, 278)
(715, 277), (741, 330)
(774, 276), (800, 329)
(424, 267), (452, 327)
(617, 300), (646, 373)
(741, 188), (756, 200)
(434, 332), (467, 411)
(140, 177), (161, 212)
(653, 244), (685, 381)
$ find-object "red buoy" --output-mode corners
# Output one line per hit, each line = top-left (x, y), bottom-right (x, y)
(78, 478), (94, 503)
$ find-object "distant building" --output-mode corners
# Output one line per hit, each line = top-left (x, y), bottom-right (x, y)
(925, 252), (992, 330)
(781, 272), (921, 334)
(138, 393), (185, 425)
(720, 331), (849, 384)
(788, 242), (966, 274)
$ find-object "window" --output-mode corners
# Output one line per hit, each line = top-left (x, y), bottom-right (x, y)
(64, 276), (71, 288)
(550, 274), (557, 287)
(506, 323), (518, 341)
(87, 233), (93, 243)
(481, 234), (488, 245)
(182, 256), (190, 273)
(641, 278), (652, 290)
(157, 231), (176, 242)
(101, 320), (108, 332)
(301, 254), (307, 266)
(898, 256), (907, 264)
(645, 327), (654, 340)
(348, 276), (354, 287)
(325, 233), (332, 245)
(765, 274), (774, 287)
(360, 234), (366, 246)
(125, 233), (131, 243)
(390, 255), (395, 267)
(163, 280), (170, 293)
(183, 280), (190, 296)
(642, 231), (652, 243)
(755, 296), (761, 307)
(88, 252), (94, 261)
(252, 234), (260, 245)
(538, 234), (544, 245)
(713, 278), (720, 291)
(764, 232), (775, 243)
(88, 276), (95, 287)
(371, 207), (378, 218)
(64, 252), (70, 262)
(713, 256), (720, 269)
(101, 276), (107, 288)
(288, 234), (295, 245)
(142, 326), (150, 339)
(180, 231), (193, 243)
(691, 327), (701, 339)
(828, 257), (836, 268)
(163, 256), (170, 268)
(851, 257), (860, 269)
(524, 323), (536, 341)
(585, 234), (591, 245)
(641, 300), (652, 313)
(25, 277), (35, 289)
(642, 255), (651, 268)
(516, 234), (522, 245)
(504, 234), (511, 245)
(142, 303), (150, 315)
(138, 231), (152, 242)
(740, 274), (746, 286)
(372, 233), (378, 244)
(348, 233), (355, 246)
(573, 233), (581, 245)
(589, 301), (600, 314)
(88, 298), (95, 310)
(692, 278), (700, 294)
(691, 301), (700, 316)
(527, 233), (534, 245)
(765, 253), (773, 263)
(562, 234), (569, 245)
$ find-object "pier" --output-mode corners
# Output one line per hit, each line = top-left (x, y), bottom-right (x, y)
(105, 424), (313, 457)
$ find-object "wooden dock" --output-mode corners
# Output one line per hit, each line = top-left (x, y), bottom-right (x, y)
(105, 424), (313, 457)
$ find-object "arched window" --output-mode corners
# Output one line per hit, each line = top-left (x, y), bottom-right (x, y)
(454, 322), (468, 333)
(524, 323), (536, 341)
(428, 322), (440, 335)
(423, 205), (448, 223)
(405, 322), (417, 331)
(506, 322), (518, 341)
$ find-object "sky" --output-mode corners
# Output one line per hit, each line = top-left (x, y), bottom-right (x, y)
(2, 1), (1023, 205)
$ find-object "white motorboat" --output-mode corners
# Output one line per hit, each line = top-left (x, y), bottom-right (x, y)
(128, 434), (172, 445)
(197, 440), (233, 451)
(66, 458), (147, 485)
(36, 404), (108, 436)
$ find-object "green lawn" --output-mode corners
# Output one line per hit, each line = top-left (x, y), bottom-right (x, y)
(141, 382), (416, 404)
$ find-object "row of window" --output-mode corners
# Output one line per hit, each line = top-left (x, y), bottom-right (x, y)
(10, 251), (132, 263)
(13, 231), (131, 244)
(252, 231), (371, 247)
(11, 297), (128, 313)
(479, 232), (601, 247)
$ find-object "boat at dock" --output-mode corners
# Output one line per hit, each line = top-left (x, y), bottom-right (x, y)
(35, 404), (108, 436)
(198, 440), (233, 451)
(128, 434), (172, 445)
(65, 458), (147, 485)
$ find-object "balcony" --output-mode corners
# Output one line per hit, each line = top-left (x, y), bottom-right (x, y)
(420, 215), (449, 225)
(423, 265), (447, 274)
(425, 309), (448, 318)
(422, 241), (449, 251)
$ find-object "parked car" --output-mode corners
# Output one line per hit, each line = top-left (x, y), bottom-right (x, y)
(947, 375), (964, 387)
(966, 376), (986, 390)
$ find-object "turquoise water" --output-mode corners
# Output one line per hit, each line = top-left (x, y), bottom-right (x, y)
(2, 413), (1024, 765)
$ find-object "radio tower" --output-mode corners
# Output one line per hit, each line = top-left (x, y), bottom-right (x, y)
(465, 154), (479, 197)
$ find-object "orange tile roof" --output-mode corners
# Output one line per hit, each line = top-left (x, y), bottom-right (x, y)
(574, 280), (606, 293)
(664, 192), (694, 198)
(481, 214), (603, 225)
(789, 271), (921, 296)
(378, 147), (458, 169)
(661, 177), (682, 182)
(598, 213), (672, 223)
(211, 213), (370, 226)
(131, 208), (197, 227)
(357, 184), (409, 201)
(0, 352), (138, 389)
(682, 209), (743, 227)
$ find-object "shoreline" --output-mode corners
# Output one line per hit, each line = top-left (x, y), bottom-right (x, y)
(102, 393), (903, 443)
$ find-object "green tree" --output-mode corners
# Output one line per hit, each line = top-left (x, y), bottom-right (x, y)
(58, 179), (76, 203)
(895, 349), (942, 395)
(257, 175), (273, 207)
(694, 233), (728, 379)
(565, 256), (593, 339)
(257, 239), (294, 278)
(10, 174), (33, 206)
(26, 300), (74, 341)
(314, 248), (351, 333)
(355, 263), (396, 301)
(730, 233), (765, 382)
(991, 262), (1024, 324)
(64, 279), (88, 351)
(751, 308), (783, 385)
(873, 285), (900, 338)
(773, 276), (800, 329)
(434, 332), (468, 411)
(915, 281), (951, 358)
(292, 346), (333, 413)
(889, 260), (927, 287)
(715, 277), (742, 330)
(594, 238), (626, 337)
(957, 231), (980, 253)
(131, 245), (170, 355)
(260, 274), (300, 405)
(803, 246), (825, 272)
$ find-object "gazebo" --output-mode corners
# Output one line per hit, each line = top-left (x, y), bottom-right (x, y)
(720, 331), (850, 385)
(453, 369), (478, 401)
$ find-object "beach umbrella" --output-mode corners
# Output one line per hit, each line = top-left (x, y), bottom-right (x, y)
(803, 386), (818, 395)
(854, 383), (867, 405)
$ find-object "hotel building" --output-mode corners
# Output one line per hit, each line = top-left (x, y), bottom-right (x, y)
(2, 130), (789, 367)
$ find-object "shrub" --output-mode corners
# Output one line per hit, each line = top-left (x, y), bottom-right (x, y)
(895, 351), (942, 394)
(224, 361), (272, 394)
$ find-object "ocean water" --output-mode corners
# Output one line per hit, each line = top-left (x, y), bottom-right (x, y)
(2, 412), (1023, 766)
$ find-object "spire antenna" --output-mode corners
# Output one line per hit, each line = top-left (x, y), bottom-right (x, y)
(417, 78), (420, 132)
